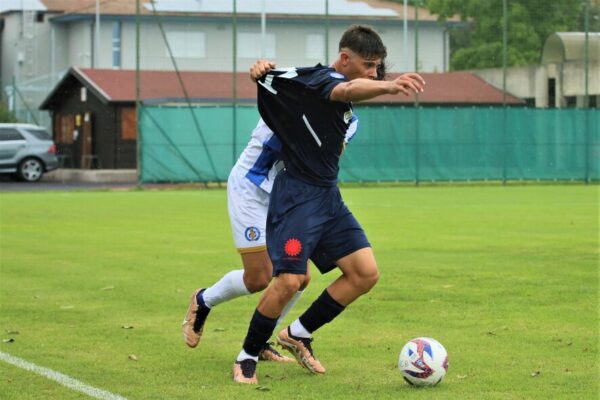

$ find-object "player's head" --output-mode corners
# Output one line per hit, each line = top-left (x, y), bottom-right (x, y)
(336, 25), (387, 80)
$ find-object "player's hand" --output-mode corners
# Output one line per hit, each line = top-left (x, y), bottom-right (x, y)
(250, 60), (276, 82)
(390, 73), (426, 96)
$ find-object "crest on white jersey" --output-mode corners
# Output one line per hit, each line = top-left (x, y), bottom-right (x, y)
(343, 110), (353, 124)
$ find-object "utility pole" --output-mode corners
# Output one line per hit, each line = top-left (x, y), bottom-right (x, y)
(403, 0), (408, 72)
(95, 0), (101, 68)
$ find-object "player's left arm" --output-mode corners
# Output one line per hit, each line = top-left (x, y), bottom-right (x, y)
(330, 73), (425, 103)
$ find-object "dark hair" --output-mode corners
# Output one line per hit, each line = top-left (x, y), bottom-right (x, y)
(338, 25), (387, 61)
(376, 59), (387, 80)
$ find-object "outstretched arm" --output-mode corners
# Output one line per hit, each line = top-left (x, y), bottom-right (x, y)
(330, 73), (425, 102)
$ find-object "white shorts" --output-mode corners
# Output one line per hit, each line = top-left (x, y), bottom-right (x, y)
(227, 166), (270, 253)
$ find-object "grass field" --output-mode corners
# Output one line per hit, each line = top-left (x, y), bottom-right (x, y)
(0, 185), (598, 399)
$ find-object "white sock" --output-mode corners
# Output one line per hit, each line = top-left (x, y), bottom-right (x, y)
(289, 319), (311, 338)
(277, 290), (304, 328)
(236, 349), (258, 362)
(202, 269), (250, 309)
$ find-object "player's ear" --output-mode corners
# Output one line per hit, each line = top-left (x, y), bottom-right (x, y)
(339, 51), (351, 66)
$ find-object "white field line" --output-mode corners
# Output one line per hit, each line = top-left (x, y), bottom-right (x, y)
(0, 351), (127, 400)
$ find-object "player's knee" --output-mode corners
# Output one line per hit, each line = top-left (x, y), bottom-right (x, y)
(243, 269), (272, 293)
(275, 273), (304, 297)
(299, 272), (311, 291)
(352, 266), (380, 294)
(245, 276), (270, 293)
(365, 267), (380, 291)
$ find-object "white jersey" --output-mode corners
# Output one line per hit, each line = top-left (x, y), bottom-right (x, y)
(233, 119), (282, 194)
(233, 116), (359, 194)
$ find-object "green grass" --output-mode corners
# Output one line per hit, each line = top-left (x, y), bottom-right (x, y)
(0, 185), (598, 399)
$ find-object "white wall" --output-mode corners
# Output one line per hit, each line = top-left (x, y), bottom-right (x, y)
(67, 21), (93, 68)
(473, 61), (600, 108)
(116, 19), (448, 73)
(1, 14), (449, 101)
(1, 13), (21, 90)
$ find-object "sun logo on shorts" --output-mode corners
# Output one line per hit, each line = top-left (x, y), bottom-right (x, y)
(284, 238), (302, 257)
(244, 227), (260, 242)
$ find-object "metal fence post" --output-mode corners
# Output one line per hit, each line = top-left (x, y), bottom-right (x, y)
(233, 0), (238, 166)
(135, 0), (141, 183)
(414, 1), (420, 186)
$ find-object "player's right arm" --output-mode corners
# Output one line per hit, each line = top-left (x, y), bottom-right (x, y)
(329, 73), (425, 102)
(250, 60), (276, 82)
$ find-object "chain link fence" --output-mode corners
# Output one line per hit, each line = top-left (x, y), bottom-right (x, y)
(2, 0), (597, 180)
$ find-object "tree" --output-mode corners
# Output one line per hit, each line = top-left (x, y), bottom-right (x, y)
(388, 0), (598, 70)
(0, 102), (17, 123)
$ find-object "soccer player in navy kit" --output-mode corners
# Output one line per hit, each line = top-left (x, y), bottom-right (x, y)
(233, 25), (425, 384)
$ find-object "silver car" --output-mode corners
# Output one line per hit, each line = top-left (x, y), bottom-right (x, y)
(0, 123), (59, 182)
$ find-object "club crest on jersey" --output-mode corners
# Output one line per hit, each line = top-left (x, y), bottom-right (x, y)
(330, 72), (345, 80)
(244, 227), (261, 242)
(343, 110), (354, 124)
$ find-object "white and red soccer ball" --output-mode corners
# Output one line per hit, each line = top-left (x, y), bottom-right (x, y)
(399, 337), (448, 386)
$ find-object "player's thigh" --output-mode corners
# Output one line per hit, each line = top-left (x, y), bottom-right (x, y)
(311, 205), (371, 274)
(267, 210), (324, 276)
(227, 169), (269, 252)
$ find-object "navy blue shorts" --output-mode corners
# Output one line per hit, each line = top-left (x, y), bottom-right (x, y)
(266, 170), (371, 275)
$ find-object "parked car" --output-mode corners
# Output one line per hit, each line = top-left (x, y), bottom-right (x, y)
(0, 123), (59, 182)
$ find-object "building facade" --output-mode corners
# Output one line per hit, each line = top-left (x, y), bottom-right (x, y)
(472, 33), (599, 109)
(1, 0), (460, 127)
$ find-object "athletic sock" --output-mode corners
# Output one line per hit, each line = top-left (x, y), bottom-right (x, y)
(242, 309), (279, 357)
(236, 348), (258, 363)
(289, 319), (311, 338)
(201, 269), (250, 309)
(298, 289), (345, 334)
(277, 289), (304, 328)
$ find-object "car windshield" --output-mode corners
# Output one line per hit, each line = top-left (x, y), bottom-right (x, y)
(25, 128), (52, 141)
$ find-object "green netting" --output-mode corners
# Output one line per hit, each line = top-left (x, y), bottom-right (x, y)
(139, 105), (260, 182)
(139, 105), (599, 183)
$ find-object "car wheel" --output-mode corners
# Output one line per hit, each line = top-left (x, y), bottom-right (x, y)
(17, 157), (44, 182)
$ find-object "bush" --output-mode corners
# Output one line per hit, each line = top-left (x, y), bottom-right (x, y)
(0, 101), (18, 123)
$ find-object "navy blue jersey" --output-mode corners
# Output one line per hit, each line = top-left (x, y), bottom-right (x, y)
(257, 65), (353, 187)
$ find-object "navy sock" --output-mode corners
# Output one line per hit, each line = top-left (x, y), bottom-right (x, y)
(242, 309), (278, 357)
(298, 289), (345, 334)
(196, 289), (209, 309)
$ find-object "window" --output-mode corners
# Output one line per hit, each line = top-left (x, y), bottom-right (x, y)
(25, 128), (51, 141)
(237, 32), (276, 58)
(121, 107), (137, 140)
(112, 21), (122, 69)
(306, 33), (324, 60)
(0, 129), (25, 141)
(565, 96), (577, 108)
(165, 31), (205, 58)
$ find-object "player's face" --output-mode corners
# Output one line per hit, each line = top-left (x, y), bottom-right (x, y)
(341, 49), (382, 81)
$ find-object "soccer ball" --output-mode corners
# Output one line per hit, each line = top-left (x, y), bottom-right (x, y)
(398, 337), (448, 386)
